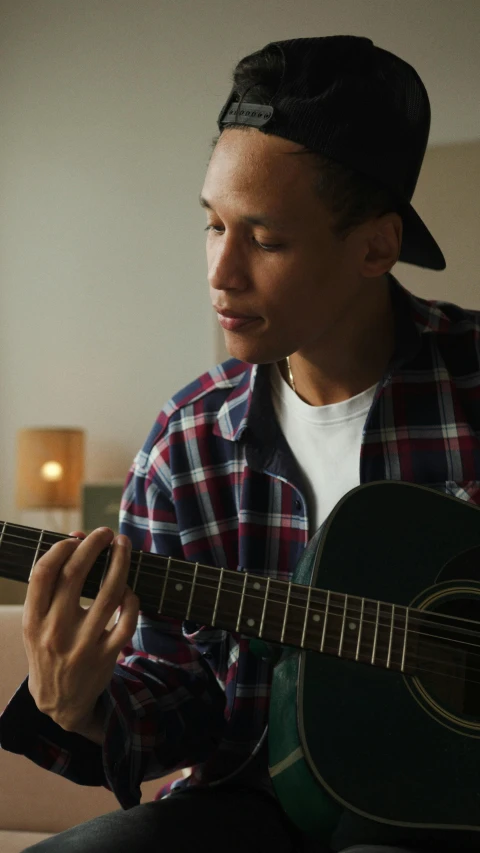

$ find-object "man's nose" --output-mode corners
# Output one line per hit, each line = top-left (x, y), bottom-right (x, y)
(207, 235), (249, 292)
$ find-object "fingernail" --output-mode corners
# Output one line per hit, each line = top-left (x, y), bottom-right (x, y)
(117, 534), (131, 550)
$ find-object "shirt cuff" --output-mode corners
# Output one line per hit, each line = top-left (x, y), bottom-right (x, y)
(0, 677), (106, 787)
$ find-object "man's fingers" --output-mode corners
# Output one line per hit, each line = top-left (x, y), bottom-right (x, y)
(23, 538), (82, 626)
(50, 528), (115, 619)
(82, 534), (133, 641)
(105, 585), (140, 656)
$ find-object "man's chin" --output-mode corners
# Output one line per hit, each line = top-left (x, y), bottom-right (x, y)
(221, 327), (286, 366)
(223, 344), (281, 366)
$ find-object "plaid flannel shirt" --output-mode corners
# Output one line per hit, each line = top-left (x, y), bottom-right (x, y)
(3, 272), (480, 811)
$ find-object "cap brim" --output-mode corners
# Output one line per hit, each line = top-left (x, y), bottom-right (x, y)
(398, 202), (446, 271)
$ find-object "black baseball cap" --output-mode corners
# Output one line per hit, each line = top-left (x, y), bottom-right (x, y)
(218, 36), (445, 271)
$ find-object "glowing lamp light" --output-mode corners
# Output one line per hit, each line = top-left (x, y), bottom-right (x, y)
(40, 461), (64, 483)
(16, 428), (85, 509)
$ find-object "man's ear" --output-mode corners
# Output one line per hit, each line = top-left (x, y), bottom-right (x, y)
(361, 212), (403, 277)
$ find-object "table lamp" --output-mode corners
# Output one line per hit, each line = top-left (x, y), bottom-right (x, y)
(16, 427), (85, 531)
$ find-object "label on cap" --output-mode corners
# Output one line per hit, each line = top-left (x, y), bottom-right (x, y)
(219, 101), (274, 128)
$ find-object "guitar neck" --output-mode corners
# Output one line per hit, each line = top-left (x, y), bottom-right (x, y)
(0, 519), (415, 673)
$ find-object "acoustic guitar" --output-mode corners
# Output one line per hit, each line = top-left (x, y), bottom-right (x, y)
(2, 480), (480, 849)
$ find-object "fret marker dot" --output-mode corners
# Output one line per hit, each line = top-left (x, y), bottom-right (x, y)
(348, 622), (357, 631)
(175, 583), (183, 592)
(247, 618), (255, 627)
(253, 582), (261, 590)
(312, 614), (321, 622)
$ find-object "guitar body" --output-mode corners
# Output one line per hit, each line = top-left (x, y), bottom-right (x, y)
(269, 481), (480, 850)
(3, 481), (480, 847)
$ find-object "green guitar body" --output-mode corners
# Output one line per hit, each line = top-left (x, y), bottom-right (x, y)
(268, 481), (480, 850)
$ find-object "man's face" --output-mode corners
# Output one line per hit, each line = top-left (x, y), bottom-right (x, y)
(200, 127), (373, 365)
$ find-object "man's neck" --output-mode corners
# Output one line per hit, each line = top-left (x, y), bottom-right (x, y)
(282, 274), (395, 407)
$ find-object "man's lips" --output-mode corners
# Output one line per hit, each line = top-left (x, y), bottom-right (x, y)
(215, 308), (261, 331)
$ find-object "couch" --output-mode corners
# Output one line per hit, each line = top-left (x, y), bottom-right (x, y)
(0, 605), (186, 853)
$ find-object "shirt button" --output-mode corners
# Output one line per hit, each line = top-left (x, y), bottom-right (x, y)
(295, 499), (302, 510)
(203, 652), (213, 660)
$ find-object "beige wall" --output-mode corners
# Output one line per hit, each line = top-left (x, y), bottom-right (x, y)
(396, 140), (480, 305)
(1, 1), (479, 604)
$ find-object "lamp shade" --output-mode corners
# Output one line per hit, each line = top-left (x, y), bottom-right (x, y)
(16, 428), (85, 509)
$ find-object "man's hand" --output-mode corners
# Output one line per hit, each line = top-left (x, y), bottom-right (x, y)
(22, 527), (140, 733)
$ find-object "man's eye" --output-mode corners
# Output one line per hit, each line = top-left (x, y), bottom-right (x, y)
(204, 225), (224, 235)
(204, 225), (282, 252)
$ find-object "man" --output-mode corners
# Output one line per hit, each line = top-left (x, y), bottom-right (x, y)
(1, 35), (479, 853)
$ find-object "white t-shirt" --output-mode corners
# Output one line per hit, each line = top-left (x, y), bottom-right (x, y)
(270, 363), (376, 536)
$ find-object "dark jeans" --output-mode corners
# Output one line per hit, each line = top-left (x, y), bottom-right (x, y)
(21, 785), (433, 853)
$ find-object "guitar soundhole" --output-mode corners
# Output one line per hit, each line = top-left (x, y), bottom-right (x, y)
(417, 597), (480, 719)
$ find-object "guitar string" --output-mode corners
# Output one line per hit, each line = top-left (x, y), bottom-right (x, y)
(4, 539), (480, 684)
(131, 588), (480, 684)
(3, 528), (480, 637)
(9, 561), (480, 681)
(4, 525), (480, 635)
(118, 615), (480, 688)
(5, 534), (480, 655)
(4, 531), (480, 652)
(4, 530), (477, 635)
(5, 524), (480, 633)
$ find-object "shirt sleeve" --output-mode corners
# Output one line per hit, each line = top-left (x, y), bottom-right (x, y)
(0, 429), (226, 811)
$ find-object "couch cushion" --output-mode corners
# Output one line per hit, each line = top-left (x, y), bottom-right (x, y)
(0, 829), (55, 853)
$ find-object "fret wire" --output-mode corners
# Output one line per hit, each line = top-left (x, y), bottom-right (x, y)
(338, 594), (348, 657)
(132, 551), (143, 593)
(355, 598), (365, 661)
(280, 581), (293, 643)
(386, 604), (396, 668)
(401, 607), (410, 672)
(99, 546), (112, 590)
(29, 530), (45, 582)
(236, 572), (249, 631)
(371, 600), (381, 664)
(320, 590), (330, 652)
(158, 556), (172, 614)
(259, 577), (271, 638)
(211, 567), (224, 626)
(0, 521), (6, 548)
(300, 584), (312, 649)
(185, 562), (199, 620)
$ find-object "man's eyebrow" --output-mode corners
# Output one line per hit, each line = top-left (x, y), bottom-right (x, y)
(199, 195), (285, 228)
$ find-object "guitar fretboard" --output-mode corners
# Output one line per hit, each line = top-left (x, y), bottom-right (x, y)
(0, 520), (417, 673)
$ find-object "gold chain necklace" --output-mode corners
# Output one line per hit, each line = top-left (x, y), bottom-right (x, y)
(285, 356), (296, 393)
